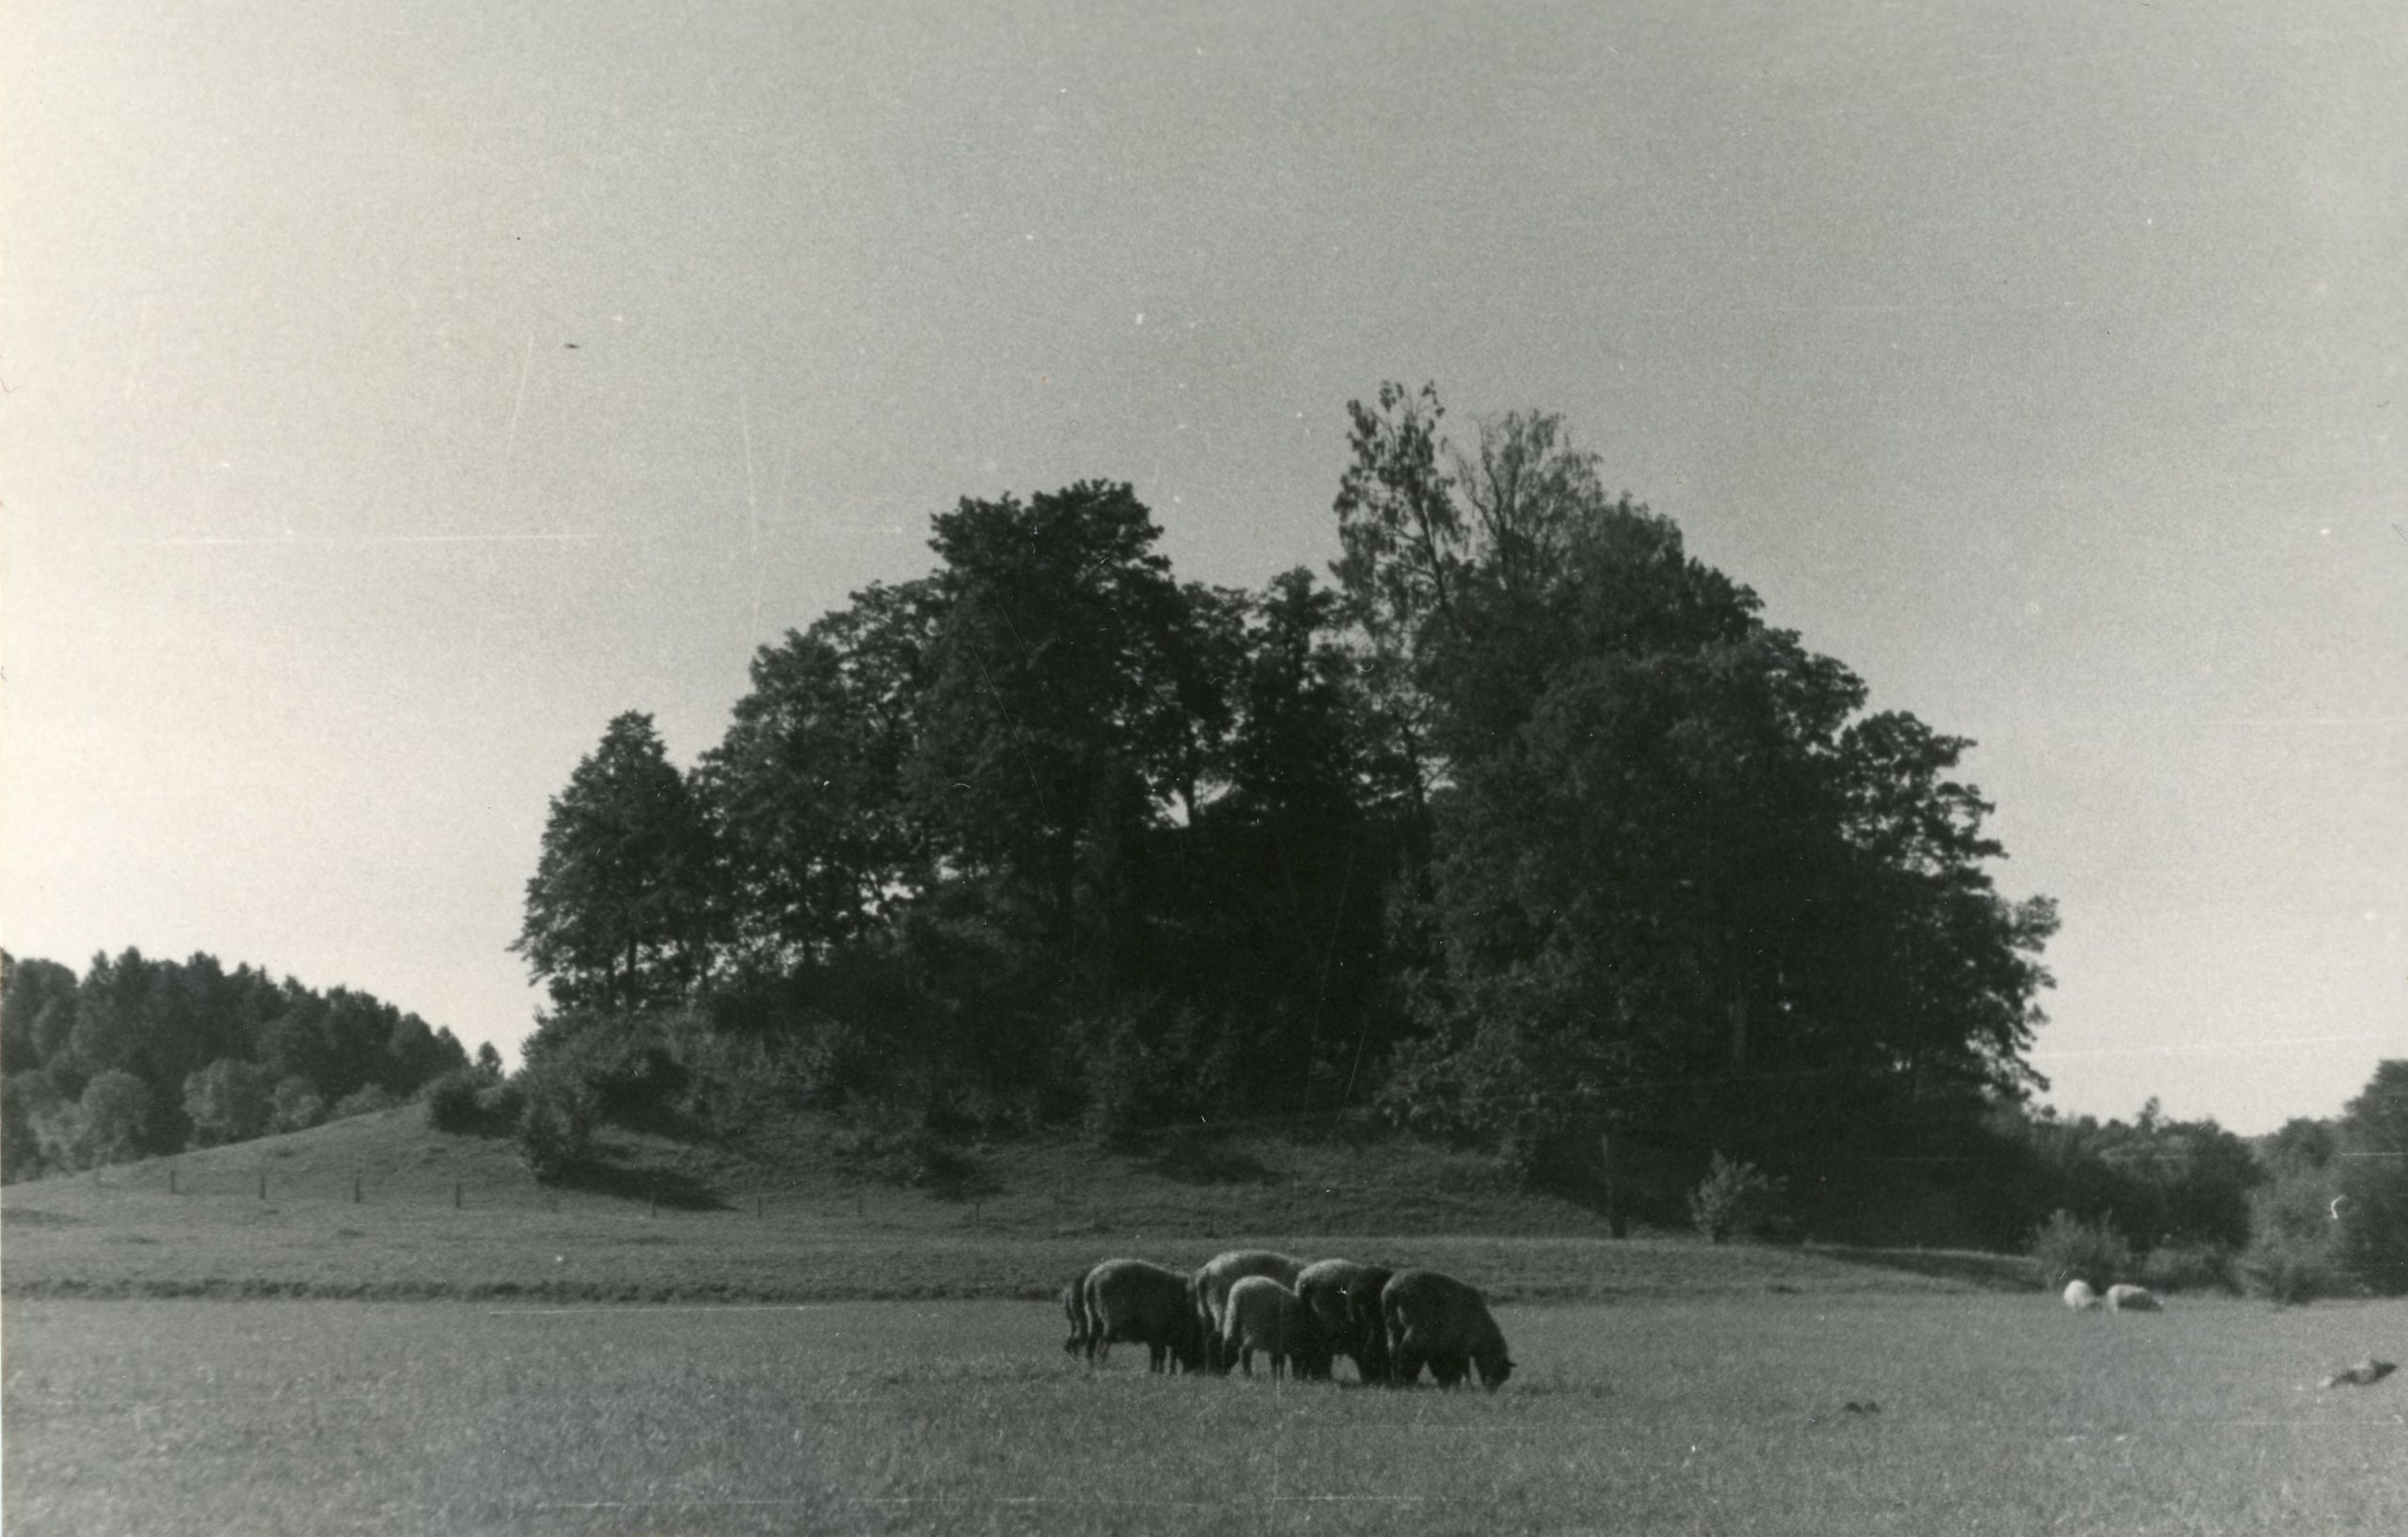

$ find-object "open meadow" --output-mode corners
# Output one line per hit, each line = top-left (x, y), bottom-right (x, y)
(7, 1117), (2406, 1532)
(8, 1292), (2408, 1536)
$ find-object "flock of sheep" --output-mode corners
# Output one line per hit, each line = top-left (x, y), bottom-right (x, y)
(1061, 1249), (1514, 1390)
(2061, 1279), (2163, 1312)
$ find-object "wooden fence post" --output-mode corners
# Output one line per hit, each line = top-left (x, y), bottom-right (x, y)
(167, 1167), (178, 1196)
(453, 1179), (463, 1211)
(353, 1174), (362, 1204)
(258, 1169), (267, 1201)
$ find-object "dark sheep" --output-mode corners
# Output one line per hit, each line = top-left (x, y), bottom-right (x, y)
(1297, 1258), (1386, 1384)
(1191, 1249), (1307, 1374)
(1342, 1264), (1395, 1384)
(1382, 1268), (1513, 1390)
(1084, 1259), (1205, 1373)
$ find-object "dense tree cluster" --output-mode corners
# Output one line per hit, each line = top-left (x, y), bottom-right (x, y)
(1, 948), (469, 1180)
(513, 386), (2065, 1231)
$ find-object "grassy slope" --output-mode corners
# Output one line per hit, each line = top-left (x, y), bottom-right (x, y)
(0, 1106), (2038, 1300)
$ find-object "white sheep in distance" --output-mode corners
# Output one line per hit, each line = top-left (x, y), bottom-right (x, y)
(2063, 1279), (2101, 1310)
(2104, 1283), (2162, 1312)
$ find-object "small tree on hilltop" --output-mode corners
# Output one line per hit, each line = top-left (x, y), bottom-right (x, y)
(1690, 1152), (1784, 1244)
(515, 712), (718, 1015)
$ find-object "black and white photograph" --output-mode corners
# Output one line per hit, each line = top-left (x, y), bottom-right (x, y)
(3, 2), (2403, 1531)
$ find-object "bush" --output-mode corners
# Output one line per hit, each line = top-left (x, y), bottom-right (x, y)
(2241, 1172), (2351, 1304)
(2138, 1241), (2239, 1295)
(2242, 1235), (2345, 1305)
(422, 1067), (487, 1134)
(2027, 1210), (2133, 1291)
(329, 1084), (400, 1119)
(518, 1007), (700, 1133)
(1689, 1153), (1784, 1244)
(476, 1077), (527, 1129)
(515, 1068), (595, 1181)
(271, 1075), (326, 1134)
(182, 1059), (276, 1148)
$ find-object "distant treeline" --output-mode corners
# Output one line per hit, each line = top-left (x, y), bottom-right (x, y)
(1, 947), (475, 1181)
(504, 383), (2074, 1243)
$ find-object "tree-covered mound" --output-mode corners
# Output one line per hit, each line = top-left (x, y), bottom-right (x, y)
(505, 384), (2068, 1248)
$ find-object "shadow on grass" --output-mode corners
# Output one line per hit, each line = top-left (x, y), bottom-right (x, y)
(921, 1147), (1005, 1203)
(1804, 1244), (2038, 1291)
(547, 1158), (730, 1212)
(1145, 1133), (1279, 1186)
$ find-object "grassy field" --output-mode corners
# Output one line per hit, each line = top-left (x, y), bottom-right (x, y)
(22, 1105), (2373, 1532)
(8, 1293), (2407, 1535)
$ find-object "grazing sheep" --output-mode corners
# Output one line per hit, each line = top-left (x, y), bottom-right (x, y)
(1343, 1265), (1396, 1384)
(2104, 1283), (2162, 1313)
(1084, 1260), (1205, 1373)
(1191, 1249), (1307, 1373)
(1297, 1259), (1390, 1383)
(1382, 1269), (1513, 1390)
(2063, 1279), (2101, 1311)
(1054, 1272), (1093, 1358)
(1222, 1275), (1328, 1381)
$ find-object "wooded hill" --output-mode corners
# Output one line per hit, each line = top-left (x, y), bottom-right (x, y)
(2, 947), (473, 1182)
(507, 384), (2062, 1248)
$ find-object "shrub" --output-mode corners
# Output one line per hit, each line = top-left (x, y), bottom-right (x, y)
(271, 1076), (326, 1134)
(515, 1068), (595, 1182)
(2241, 1171), (2351, 1304)
(182, 1059), (276, 1148)
(476, 1077), (527, 1129)
(423, 1067), (487, 1134)
(2138, 1241), (2239, 1295)
(329, 1084), (400, 1119)
(2027, 1210), (2133, 1291)
(518, 1007), (700, 1133)
(1689, 1153), (1784, 1244)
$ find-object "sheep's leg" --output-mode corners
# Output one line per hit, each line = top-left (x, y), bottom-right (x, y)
(1386, 1322), (1418, 1386)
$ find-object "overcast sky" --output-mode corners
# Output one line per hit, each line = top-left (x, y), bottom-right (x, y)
(4, 1), (2400, 1133)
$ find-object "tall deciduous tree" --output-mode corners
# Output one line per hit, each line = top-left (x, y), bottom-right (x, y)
(515, 712), (717, 1011)
(1344, 384), (2055, 1212)
(911, 482), (1200, 943)
(75, 1070), (152, 1165)
(699, 579), (939, 969)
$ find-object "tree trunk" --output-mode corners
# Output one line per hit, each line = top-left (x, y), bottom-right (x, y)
(1600, 1128), (1628, 1240)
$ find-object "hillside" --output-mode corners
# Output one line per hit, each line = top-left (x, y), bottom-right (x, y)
(0, 1106), (2039, 1301)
